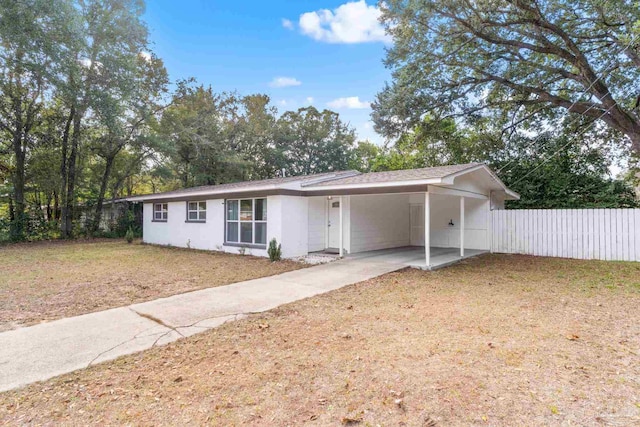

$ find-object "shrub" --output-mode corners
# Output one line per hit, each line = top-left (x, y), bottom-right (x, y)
(267, 238), (282, 262)
(115, 209), (139, 237)
(125, 227), (135, 244)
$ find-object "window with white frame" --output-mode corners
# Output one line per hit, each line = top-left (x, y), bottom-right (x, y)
(153, 203), (168, 221)
(186, 201), (206, 222)
(225, 198), (267, 245)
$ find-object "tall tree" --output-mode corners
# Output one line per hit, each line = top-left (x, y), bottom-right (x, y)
(350, 140), (382, 172)
(0, 0), (71, 239)
(391, 116), (504, 168)
(275, 106), (356, 176)
(87, 53), (168, 234)
(58, 0), (151, 238)
(157, 85), (246, 187)
(374, 0), (640, 153)
(232, 94), (278, 180)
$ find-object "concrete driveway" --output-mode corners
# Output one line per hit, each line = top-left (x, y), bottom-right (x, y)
(0, 255), (407, 392)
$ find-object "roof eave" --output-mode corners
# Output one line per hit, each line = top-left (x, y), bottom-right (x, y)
(126, 184), (284, 202)
(443, 164), (520, 200)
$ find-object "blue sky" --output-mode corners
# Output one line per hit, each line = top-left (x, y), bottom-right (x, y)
(143, 0), (391, 144)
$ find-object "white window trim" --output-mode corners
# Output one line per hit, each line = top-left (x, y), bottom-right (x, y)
(186, 201), (207, 222)
(225, 198), (267, 247)
(153, 203), (168, 222)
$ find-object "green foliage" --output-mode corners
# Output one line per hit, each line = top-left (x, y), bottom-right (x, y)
(375, 0), (640, 153)
(498, 134), (638, 209)
(0, 213), (59, 244)
(274, 106), (357, 176)
(156, 91), (359, 185)
(373, 115), (637, 208)
(125, 227), (134, 243)
(115, 208), (141, 238)
(349, 141), (381, 172)
(267, 238), (282, 262)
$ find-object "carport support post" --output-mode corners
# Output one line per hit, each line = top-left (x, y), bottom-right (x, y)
(424, 191), (430, 267)
(460, 196), (465, 257)
(339, 195), (343, 257)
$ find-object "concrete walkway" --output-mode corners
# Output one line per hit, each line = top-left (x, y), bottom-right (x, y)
(0, 255), (406, 392)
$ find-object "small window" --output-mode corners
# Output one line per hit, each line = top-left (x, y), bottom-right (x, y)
(332, 201), (340, 208)
(153, 203), (168, 221)
(187, 201), (206, 222)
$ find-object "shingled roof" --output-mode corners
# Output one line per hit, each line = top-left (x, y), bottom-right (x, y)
(127, 170), (360, 201)
(127, 163), (518, 201)
(302, 163), (482, 187)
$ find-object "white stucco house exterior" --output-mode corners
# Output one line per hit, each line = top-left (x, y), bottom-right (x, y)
(127, 163), (519, 269)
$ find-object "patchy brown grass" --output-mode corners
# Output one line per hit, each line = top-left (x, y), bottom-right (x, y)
(0, 239), (303, 331)
(2, 254), (640, 426)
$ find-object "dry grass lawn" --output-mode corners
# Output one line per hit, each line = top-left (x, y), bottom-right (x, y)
(0, 239), (303, 331)
(2, 255), (640, 426)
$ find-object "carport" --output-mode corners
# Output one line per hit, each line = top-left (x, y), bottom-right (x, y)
(303, 164), (519, 269)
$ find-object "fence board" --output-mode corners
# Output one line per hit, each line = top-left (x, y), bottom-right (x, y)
(491, 209), (640, 262)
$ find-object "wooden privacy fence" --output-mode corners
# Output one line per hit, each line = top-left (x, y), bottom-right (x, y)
(490, 209), (640, 262)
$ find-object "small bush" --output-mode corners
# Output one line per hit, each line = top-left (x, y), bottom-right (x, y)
(125, 227), (135, 244)
(267, 238), (282, 262)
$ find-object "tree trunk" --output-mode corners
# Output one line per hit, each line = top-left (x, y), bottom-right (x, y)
(45, 193), (52, 221)
(53, 190), (59, 221)
(90, 155), (115, 235)
(61, 113), (81, 238)
(12, 128), (27, 240)
(8, 195), (15, 222)
(59, 107), (74, 236)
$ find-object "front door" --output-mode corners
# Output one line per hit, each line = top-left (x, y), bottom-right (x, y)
(328, 199), (341, 250)
(410, 203), (425, 246)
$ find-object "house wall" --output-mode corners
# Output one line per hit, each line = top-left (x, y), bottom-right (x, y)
(277, 196), (309, 258)
(429, 193), (489, 250)
(142, 195), (310, 258)
(308, 196), (326, 252)
(349, 194), (410, 253)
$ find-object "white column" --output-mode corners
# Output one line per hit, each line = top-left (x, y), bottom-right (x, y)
(339, 196), (344, 257)
(425, 191), (430, 267)
(325, 198), (330, 250)
(460, 196), (465, 257)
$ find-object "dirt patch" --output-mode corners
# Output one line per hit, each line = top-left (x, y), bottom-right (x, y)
(1, 254), (640, 425)
(0, 240), (303, 331)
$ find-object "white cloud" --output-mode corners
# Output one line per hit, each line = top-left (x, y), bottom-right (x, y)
(327, 96), (371, 109)
(269, 76), (302, 88)
(306, 96), (314, 104)
(282, 18), (294, 30)
(298, 0), (390, 44)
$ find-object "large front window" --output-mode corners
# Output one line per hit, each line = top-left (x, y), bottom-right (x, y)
(226, 198), (267, 245)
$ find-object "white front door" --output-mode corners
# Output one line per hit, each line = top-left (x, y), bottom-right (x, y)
(410, 203), (425, 246)
(328, 199), (341, 249)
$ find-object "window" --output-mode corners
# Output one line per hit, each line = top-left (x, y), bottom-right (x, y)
(225, 198), (267, 245)
(153, 203), (168, 221)
(186, 201), (206, 222)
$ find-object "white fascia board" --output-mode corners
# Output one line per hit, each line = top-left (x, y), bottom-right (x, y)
(505, 189), (521, 200)
(428, 185), (488, 200)
(302, 178), (444, 191)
